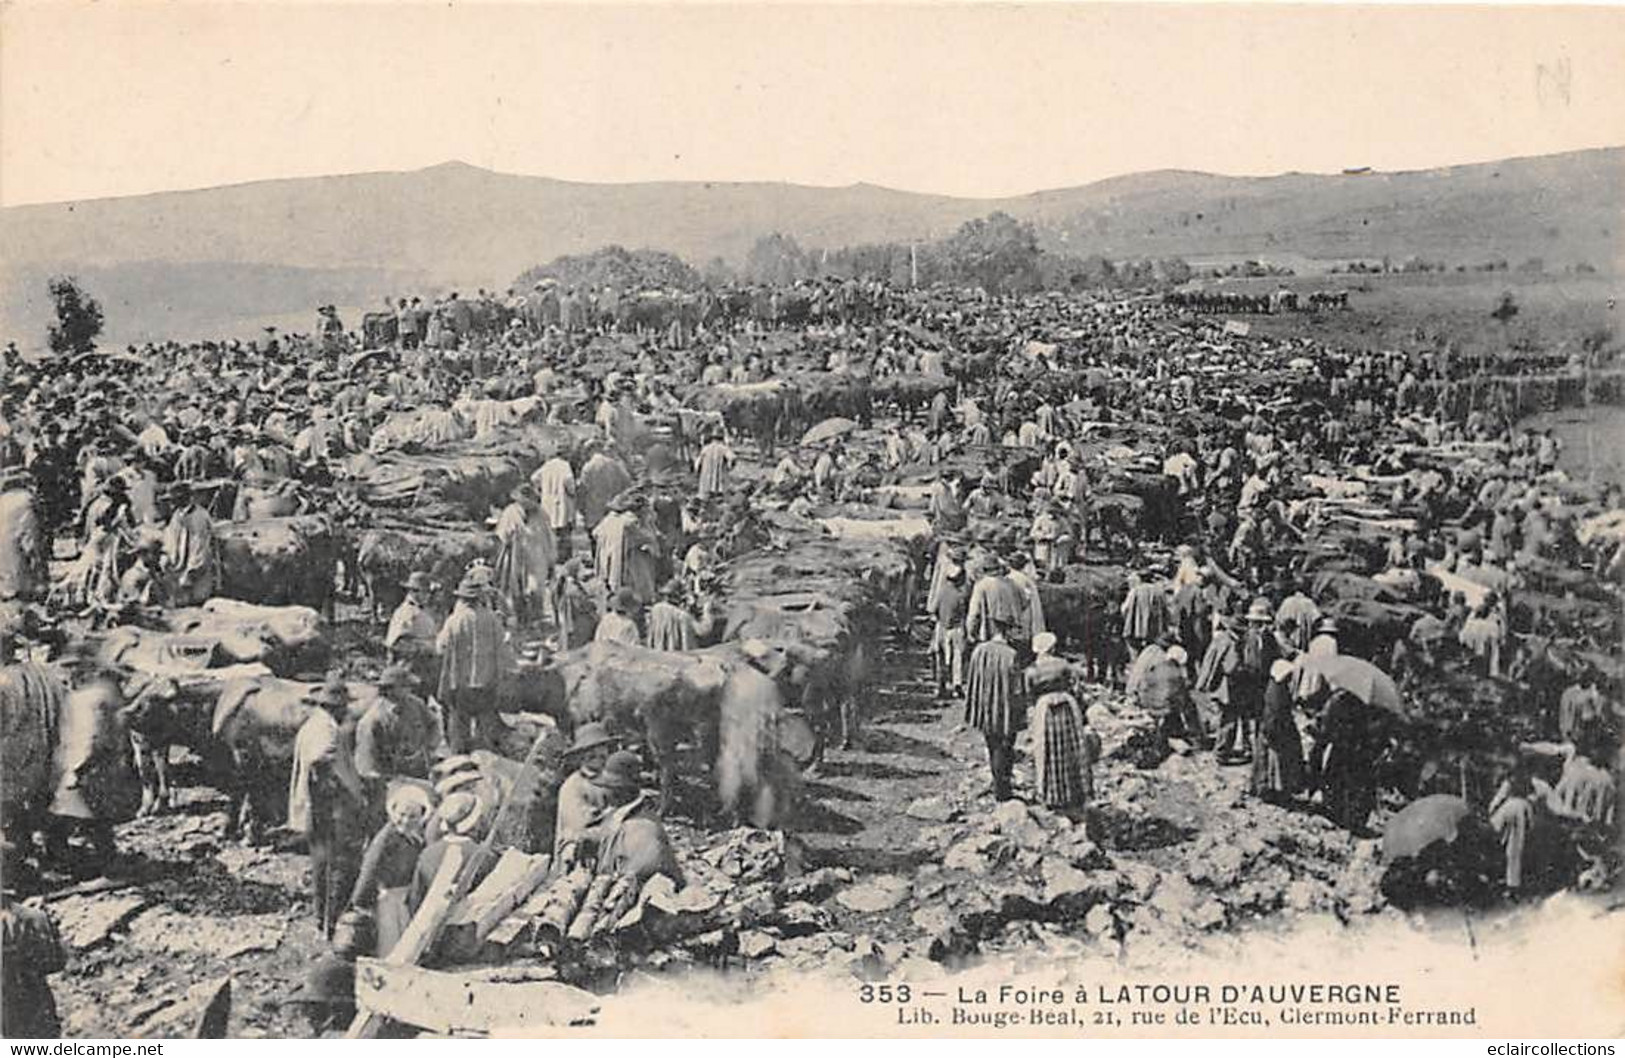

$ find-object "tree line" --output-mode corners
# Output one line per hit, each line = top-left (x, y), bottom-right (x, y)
(512, 212), (1196, 296)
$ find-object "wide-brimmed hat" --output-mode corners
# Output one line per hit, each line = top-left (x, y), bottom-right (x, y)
(564, 722), (616, 757)
(1314, 616), (1340, 635)
(594, 750), (643, 793)
(404, 571), (433, 592)
(1245, 597), (1274, 622)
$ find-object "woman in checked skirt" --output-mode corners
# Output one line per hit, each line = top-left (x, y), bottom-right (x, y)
(1024, 632), (1099, 812)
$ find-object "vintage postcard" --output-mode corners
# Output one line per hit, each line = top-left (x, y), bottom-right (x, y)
(1, 0), (1622, 1042)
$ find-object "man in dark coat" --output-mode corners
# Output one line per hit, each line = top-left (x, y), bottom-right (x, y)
(964, 622), (1024, 801)
(1, 860), (66, 1038)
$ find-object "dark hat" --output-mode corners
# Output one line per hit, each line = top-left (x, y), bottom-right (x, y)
(595, 750), (643, 793)
(309, 672), (349, 707)
(565, 722), (616, 757)
(376, 664), (417, 691)
(284, 954), (355, 1008)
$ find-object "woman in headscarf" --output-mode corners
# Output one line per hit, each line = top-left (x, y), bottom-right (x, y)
(350, 784), (432, 957)
(1024, 633), (1097, 813)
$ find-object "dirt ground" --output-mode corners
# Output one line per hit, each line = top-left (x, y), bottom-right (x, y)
(37, 614), (1403, 1038)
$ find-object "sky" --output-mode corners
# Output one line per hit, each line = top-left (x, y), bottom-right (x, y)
(3, 2), (1624, 207)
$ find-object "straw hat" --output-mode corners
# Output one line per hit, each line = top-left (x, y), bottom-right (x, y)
(1245, 597), (1274, 622)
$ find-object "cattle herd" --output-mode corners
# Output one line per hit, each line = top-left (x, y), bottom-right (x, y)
(1, 272), (1621, 1036)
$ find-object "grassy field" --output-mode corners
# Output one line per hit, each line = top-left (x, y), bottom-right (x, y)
(1212, 271), (1621, 362)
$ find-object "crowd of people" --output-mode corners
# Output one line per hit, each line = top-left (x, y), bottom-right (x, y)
(2, 274), (1622, 1033)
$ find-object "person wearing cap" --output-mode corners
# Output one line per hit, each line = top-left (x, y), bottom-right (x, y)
(1251, 658), (1304, 803)
(1218, 597), (1279, 764)
(354, 666), (437, 781)
(1025, 632), (1096, 811)
(593, 587), (643, 647)
(436, 566), (508, 755)
(288, 675), (369, 938)
(554, 723), (618, 860)
(349, 784), (432, 957)
(160, 482), (219, 606)
(964, 620), (1024, 802)
(494, 484), (556, 628)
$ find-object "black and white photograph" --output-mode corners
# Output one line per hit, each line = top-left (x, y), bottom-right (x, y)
(1, 0), (1622, 1042)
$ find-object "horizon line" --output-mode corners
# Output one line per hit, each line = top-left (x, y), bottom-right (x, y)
(4, 143), (1622, 212)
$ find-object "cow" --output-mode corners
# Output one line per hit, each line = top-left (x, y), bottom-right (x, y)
(215, 515), (342, 618)
(125, 674), (380, 842)
(524, 640), (796, 825)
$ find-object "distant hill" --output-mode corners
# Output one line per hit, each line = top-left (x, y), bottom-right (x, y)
(4, 148), (1620, 347)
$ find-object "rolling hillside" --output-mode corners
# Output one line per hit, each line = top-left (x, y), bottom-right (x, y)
(4, 148), (1620, 347)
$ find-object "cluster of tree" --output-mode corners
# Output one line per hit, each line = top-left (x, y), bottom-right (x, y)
(1203, 260), (1294, 279)
(734, 212), (1196, 294)
(47, 275), (104, 355)
(1329, 257), (1598, 277)
(513, 245), (700, 294)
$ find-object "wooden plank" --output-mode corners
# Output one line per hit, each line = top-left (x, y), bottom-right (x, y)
(352, 959), (599, 1036)
(344, 841), (468, 1039)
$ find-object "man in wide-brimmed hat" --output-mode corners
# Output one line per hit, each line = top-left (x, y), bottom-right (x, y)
(584, 750), (684, 886)
(289, 674), (369, 938)
(435, 566), (507, 755)
(160, 481), (218, 606)
(385, 570), (440, 683)
(354, 665), (436, 781)
(553, 722), (618, 860)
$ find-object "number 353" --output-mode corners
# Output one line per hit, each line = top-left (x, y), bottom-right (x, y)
(859, 984), (912, 1003)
